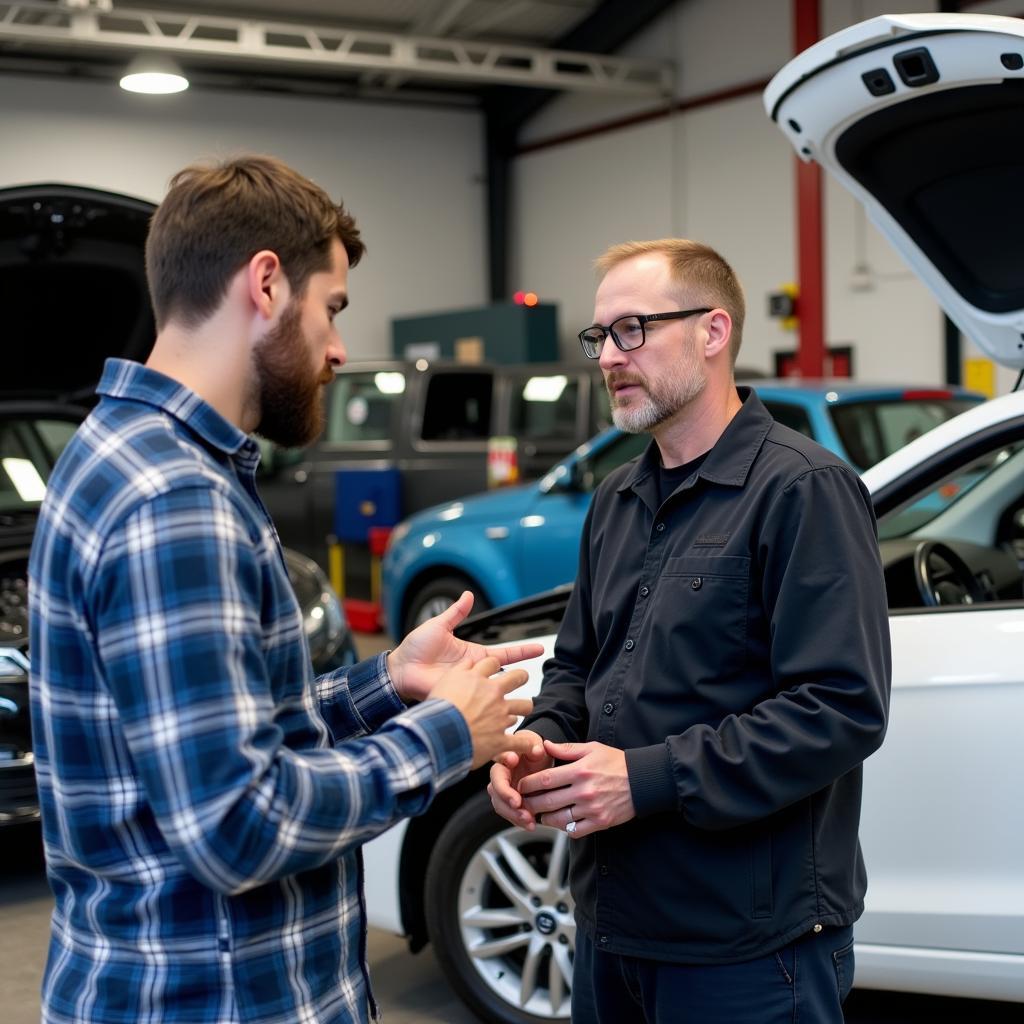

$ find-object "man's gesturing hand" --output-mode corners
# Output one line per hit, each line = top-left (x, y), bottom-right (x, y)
(387, 591), (544, 704)
(431, 656), (540, 769)
(518, 739), (636, 838)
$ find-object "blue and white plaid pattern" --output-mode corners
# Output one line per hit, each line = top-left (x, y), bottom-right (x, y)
(29, 359), (472, 1024)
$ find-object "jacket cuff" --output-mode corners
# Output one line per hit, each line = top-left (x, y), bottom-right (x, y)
(345, 651), (405, 732)
(626, 744), (677, 817)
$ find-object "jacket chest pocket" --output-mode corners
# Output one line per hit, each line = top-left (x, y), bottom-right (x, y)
(656, 554), (751, 678)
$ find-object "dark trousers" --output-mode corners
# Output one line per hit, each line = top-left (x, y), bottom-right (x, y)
(572, 925), (855, 1024)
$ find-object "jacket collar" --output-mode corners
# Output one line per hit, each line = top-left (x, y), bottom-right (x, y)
(617, 386), (774, 498)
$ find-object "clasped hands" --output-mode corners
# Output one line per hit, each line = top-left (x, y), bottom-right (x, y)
(488, 730), (636, 839)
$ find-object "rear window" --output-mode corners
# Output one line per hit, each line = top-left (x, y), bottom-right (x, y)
(509, 374), (579, 443)
(829, 397), (980, 471)
(326, 371), (405, 444)
(421, 373), (492, 442)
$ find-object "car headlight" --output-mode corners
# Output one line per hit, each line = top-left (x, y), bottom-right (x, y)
(385, 519), (412, 556)
(282, 547), (357, 671)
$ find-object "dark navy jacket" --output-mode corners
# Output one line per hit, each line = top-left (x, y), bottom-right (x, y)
(523, 388), (891, 963)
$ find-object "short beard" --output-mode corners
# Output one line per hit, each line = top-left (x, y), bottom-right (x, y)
(608, 366), (707, 434)
(252, 300), (332, 448)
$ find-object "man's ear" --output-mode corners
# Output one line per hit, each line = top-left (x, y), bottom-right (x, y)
(704, 309), (733, 360)
(246, 249), (288, 321)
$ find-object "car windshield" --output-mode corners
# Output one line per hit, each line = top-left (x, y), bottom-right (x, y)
(829, 396), (981, 471)
(878, 440), (1024, 541)
(0, 415), (79, 512)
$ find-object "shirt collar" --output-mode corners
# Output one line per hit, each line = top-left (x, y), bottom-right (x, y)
(617, 386), (773, 495)
(96, 358), (256, 459)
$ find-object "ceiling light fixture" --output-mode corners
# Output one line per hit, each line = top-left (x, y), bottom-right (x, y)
(119, 54), (189, 95)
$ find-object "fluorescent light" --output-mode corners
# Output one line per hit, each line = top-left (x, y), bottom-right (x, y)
(120, 55), (189, 94)
(523, 375), (568, 402)
(374, 372), (406, 395)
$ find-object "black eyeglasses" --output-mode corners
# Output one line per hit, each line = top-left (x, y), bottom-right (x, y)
(578, 308), (712, 359)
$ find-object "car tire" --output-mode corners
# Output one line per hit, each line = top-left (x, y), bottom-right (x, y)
(424, 790), (574, 1024)
(403, 575), (490, 637)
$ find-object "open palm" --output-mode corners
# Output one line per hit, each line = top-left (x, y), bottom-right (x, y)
(387, 590), (544, 703)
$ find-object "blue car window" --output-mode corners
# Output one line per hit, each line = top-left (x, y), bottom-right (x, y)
(830, 398), (978, 471)
(581, 431), (650, 490)
(761, 400), (814, 439)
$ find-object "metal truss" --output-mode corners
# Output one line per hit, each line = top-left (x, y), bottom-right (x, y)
(0, 1), (674, 94)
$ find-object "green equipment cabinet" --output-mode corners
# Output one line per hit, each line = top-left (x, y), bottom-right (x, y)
(392, 302), (559, 364)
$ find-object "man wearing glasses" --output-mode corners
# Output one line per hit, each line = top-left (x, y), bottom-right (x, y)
(489, 239), (891, 1023)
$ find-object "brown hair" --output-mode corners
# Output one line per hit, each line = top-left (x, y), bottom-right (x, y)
(145, 154), (365, 330)
(595, 238), (746, 364)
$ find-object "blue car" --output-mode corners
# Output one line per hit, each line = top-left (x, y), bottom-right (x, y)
(382, 380), (984, 636)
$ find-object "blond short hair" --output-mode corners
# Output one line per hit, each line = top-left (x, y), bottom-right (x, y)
(595, 239), (746, 364)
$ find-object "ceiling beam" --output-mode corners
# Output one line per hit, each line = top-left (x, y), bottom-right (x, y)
(483, 0), (679, 136)
(0, 0), (672, 94)
(482, 0), (678, 302)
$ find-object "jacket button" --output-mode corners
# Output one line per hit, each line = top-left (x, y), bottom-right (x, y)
(624, 639), (634, 651)
(812, 923), (823, 934)
(599, 935), (609, 945)
(600, 864), (609, 876)
(655, 523), (665, 532)
(602, 702), (614, 715)
(691, 577), (702, 590)
(639, 586), (649, 597)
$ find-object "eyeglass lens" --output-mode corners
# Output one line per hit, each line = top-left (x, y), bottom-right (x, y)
(580, 315), (644, 357)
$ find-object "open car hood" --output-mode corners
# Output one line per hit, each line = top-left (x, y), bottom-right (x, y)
(0, 184), (155, 403)
(765, 12), (1024, 370)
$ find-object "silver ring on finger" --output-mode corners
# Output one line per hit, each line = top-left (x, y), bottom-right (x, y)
(565, 820), (577, 834)
(568, 804), (575, 822)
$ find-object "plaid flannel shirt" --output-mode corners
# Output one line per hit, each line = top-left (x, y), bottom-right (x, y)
(28, 359), (472, 1024)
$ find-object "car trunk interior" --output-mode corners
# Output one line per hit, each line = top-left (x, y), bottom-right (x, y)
(835, 80), (1024, 316)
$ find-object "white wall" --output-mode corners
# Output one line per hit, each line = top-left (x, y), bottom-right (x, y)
(513, 0), (1017, 391)
(0, 73), (485, 360)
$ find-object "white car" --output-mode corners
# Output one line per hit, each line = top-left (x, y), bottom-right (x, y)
(365, 13), (1024, 1024)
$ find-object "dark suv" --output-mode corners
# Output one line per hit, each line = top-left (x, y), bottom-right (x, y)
(0, 184), (357, 827)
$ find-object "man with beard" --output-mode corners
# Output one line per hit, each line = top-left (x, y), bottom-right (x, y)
(488, 239), (891, 1023)
(28, 154), (544, 1024)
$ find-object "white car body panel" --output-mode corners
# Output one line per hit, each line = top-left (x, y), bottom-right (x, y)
(363, 818), (409, 936)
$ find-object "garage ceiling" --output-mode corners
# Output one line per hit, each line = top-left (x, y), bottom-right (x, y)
(0, 0), (674, 106)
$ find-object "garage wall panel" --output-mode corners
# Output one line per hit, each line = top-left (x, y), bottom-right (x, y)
(0, 73), (485, 360)
(513, 0), (998, 389)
